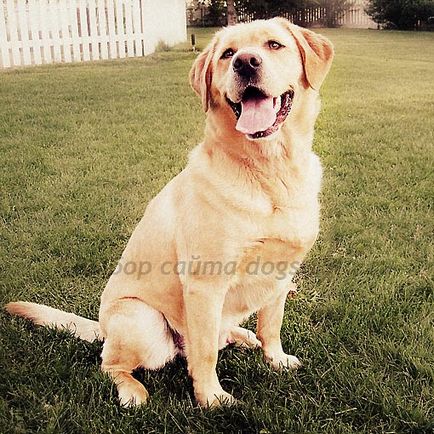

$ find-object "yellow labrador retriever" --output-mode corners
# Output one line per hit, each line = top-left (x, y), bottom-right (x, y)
(6, 18), (333, 408)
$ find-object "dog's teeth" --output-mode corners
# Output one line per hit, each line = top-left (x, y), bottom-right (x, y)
(274, 97), (281, 113)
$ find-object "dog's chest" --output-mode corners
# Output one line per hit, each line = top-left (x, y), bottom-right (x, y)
(244, 154), (322, 249)
(235, 201), (319, 290)
(222, 155), (322, 319)
(223, 233), (305, 324)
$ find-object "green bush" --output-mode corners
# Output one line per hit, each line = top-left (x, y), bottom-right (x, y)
(366, 0), (434, 29)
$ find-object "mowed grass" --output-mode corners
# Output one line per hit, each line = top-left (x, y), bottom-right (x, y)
(1, 27), (433, 433)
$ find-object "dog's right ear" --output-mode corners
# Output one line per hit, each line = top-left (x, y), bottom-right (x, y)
(189, 40), (216, 112)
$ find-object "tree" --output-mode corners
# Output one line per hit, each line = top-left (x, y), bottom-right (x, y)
(200, 0), (227, 26)
(366, 0), (434, 29)
(235, 0), (302, 20)
(227, 0), (237, 25)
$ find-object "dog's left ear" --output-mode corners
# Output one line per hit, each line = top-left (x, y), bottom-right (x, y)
(189, 39), (217, 112)
(275, 18), (334, 90)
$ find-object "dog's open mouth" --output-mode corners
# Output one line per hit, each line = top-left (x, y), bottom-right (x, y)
(226, 87), (294, 139)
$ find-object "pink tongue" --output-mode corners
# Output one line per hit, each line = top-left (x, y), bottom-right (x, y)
(236, 96), (276, 135)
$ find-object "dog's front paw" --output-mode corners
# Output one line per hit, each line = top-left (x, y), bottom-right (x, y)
(266, 352), (302, 371)
(196, 388), (238, 408)
(118, 381), (149, 407)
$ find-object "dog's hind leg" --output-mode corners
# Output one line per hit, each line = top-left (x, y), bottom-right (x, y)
(100, 298), (178, 407)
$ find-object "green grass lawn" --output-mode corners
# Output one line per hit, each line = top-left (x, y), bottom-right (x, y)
(1, 27), (433, 433)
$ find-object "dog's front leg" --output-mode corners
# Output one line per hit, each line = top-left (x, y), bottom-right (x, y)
(184, 279), (235, 407)
(257, 283), (301, 370)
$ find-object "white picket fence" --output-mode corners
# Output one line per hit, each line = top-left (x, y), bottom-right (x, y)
(0, 0), (187, 68)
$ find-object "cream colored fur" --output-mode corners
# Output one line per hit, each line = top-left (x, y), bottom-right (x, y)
(5, 18), (334, 408)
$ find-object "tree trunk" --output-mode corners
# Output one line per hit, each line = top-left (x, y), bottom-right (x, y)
(227, 0), (237, 26)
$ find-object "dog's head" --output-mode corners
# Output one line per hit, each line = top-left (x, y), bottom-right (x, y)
(190, 18), (334, 141)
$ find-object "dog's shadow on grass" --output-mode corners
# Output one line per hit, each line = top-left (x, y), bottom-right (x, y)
(5, 316), (302, 413)
(132, 356), (193, 404)
(134, 344), (300, 410)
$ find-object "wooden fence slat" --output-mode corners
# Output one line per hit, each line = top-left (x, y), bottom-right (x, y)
(96, 0), (108, 59)
(38, 0), (52, 63)
(59, 0), (72, 62)
(124, 0), (134, 57)
(6, 0), (21, 66)
(115, 0), (126, 58)
(140, 0), (148, 54)
(87, 0), (99, 60)
(69, 0), (81, 62)
(0, 1), (10, 67)
(132, 0), (142, 56)
(17, 0), (31, 65)
(28, 0), (42, 65)
(78, 0), (90, 61)
(106, 0), (117, 58)
(49, 0), (62, 62)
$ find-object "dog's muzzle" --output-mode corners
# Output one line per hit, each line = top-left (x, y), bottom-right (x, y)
(226, 86), (294, 140)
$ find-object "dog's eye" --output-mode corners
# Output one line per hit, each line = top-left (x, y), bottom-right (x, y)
(268, 40), (284, 50)
(221, 48), (235, 59)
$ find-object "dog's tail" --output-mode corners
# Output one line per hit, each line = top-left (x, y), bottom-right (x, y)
(5, 301), (101, 342)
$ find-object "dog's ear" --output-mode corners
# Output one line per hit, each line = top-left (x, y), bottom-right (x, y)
(189, 39), (217, 112)
(275, 18), (334, 90)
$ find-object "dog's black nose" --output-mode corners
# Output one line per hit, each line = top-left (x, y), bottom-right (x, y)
(233, 53), (262, 77)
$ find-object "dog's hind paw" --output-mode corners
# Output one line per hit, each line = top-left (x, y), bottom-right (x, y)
(227, 326), (262, 349)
